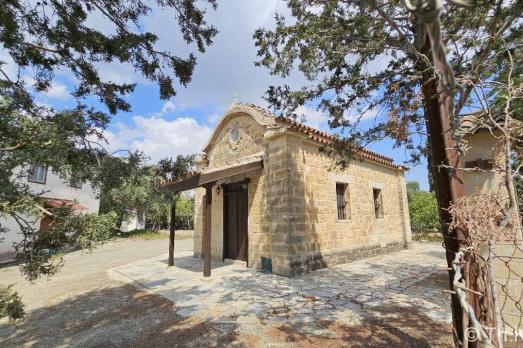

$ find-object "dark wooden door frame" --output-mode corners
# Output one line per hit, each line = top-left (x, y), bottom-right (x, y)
(222, 179), (249, 266)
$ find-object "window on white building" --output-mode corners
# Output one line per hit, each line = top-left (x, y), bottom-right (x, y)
(28, 165), (47, 184)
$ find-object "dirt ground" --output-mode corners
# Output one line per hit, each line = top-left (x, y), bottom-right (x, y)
(0, 239), (457, 347)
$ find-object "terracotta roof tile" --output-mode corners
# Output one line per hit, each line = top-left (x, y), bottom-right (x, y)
(246, 104), (402, 170)
(282, 119), (401, 168)
(41, 198), (87, 211)
(234, 103), (403, 170)
(161, 103), (404, 191)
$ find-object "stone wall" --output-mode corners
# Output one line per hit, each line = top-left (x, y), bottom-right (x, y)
(194, 112), (267, 264)
(258, 132), (295, 275)
(270, 133), (411, 276)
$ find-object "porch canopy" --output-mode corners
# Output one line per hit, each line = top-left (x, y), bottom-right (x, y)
(161, 159), (263, 194)
(159, 158), (264, 277)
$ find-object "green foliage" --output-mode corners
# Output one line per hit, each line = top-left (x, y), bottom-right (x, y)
(406, 181), (420, 202)
(17, 210), (118, 281)
(177, 196), (195, 216)
(409, 190), (440, 233)
(253, 0), (522, 165)
(0, 285), (25, 321)
(0, 0), (216, 290)
(96, 154), (196, 231)
(156, 155), (196, 182)
(0, 0), (217, 115)
(144, 195), (194, 230)
(154, 155), (196, 229)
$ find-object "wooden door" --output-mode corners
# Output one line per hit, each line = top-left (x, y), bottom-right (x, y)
(223, 183), (248, 262)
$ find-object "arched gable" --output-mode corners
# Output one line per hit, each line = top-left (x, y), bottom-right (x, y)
(203, 103), (276, 169)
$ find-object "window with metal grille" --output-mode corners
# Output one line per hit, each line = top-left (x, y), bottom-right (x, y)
(336, 183), (348, 220)
(373, 188), (384, 219)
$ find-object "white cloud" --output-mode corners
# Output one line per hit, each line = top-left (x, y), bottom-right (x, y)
(160, 100), (176, 114)
(0, 49), (17, 80)
(104, 102), (212, 162)
(44, 81), (70, 100)
(95, 61), (138, 85)
(294, 106), (328, 130)
(85, 0), (304, 111)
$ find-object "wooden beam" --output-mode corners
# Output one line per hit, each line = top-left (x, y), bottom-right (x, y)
(203, 184), (213, 277)
(164, 174), (202, 193)
(168, 198), (176, 267)
(160, 160), (263, 194)
(200, 160), (263, 185)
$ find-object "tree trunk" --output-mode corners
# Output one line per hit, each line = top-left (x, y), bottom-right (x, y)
(418, 39), (482, 346)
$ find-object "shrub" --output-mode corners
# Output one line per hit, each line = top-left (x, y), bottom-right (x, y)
(0, 285), (25, 321)
(409, 190), (440, 233)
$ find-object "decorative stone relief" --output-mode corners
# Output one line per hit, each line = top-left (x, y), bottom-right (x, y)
(207, 115), (264, 168)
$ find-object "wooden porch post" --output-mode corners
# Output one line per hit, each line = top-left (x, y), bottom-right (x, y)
(203, 184), (213, 277)
(168, 197), (177, 267)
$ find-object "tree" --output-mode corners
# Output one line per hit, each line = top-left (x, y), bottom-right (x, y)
(0, 0), (217, 321)
(253, 0), (521, 344)
(409, 189), (440, 233)
(405, 181), (440, 233)
(96, 151), (154, 224)
(406, 181), (420, 202)
(94, 153), (196, 233)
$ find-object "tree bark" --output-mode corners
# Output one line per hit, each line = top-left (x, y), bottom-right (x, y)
(418, 38), (482, 346)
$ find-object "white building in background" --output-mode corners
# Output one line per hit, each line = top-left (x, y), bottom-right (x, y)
(0, 165), (100, 262)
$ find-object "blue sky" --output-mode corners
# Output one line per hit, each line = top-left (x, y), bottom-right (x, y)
(3, 0), (430, 190)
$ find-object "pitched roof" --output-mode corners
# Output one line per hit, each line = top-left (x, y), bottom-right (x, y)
(41, 198), (87, 211)
(458, 110), (521, 135)
(236, 103), (403, 170)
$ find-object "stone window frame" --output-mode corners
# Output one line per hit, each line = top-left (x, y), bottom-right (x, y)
(335, 182), (351, 221)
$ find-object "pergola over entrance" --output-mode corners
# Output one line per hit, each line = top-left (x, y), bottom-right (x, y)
(159, 159), (264, 277)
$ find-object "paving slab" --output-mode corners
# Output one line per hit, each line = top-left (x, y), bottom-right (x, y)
(107, 242), (453, 340)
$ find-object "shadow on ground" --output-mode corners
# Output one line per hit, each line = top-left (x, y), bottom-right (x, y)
(0, 284), (453, 348)
(0, 284), (237, 348)
(269, 305), (453, 347)
(1, 244), (456, 347)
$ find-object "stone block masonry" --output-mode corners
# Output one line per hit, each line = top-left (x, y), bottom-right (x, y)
(192, 103), (412, 278)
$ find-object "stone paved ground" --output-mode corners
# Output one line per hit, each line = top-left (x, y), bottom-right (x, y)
(108, 242), (453, 345)
(1, 240), (457, 347)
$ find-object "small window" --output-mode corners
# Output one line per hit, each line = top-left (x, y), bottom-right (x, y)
(28, 165), (47, 184)
(69, 177), (82, 189)
(230, 127), (240, 143)
(336, 183), (349, 220)
(373, 188), (384, 219)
